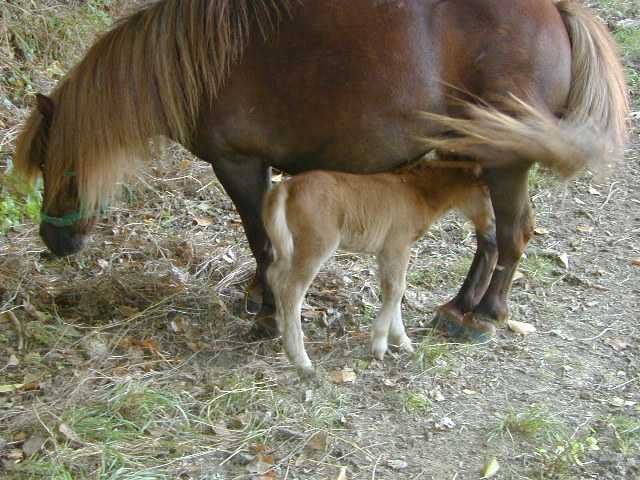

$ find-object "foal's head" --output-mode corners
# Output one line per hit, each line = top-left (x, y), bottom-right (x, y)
(14, 94), (98, 256)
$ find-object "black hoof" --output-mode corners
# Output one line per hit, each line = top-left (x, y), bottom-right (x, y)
(247, 310), (278, 339)
(430, 309), (496, 343)
(245, 292), (262, 315)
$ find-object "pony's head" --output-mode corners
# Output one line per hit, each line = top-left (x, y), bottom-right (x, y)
(14, 94), (98, 257)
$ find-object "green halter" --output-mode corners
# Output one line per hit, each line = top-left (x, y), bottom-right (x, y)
(40, 171), (106, 227)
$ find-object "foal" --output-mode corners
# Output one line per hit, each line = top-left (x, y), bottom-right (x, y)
(263, 161), (495, 377)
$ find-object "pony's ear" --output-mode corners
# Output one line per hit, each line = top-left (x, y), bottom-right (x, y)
(36, 93), (55, 120)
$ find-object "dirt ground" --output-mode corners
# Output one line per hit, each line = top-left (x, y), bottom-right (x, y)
(1, 1), (639, 479)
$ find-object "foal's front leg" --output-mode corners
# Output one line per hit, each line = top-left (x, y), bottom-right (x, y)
(372, 248), (413, 360)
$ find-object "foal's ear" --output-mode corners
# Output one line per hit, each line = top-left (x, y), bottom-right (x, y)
(35, 93), (55, 120)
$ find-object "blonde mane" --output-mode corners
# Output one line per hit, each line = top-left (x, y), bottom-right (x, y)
(14, 0), (292, 210)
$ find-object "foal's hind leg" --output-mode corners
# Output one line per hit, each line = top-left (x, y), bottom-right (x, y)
(211, 156), (276, 334)
(446, 167), (534, 341)
(372, 248), (413, 360)
(270, 239), (338, 378)
(432, 187), (498, 332)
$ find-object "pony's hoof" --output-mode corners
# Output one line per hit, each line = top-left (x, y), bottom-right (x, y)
(245, 290), (262, 315)
(429, 306), (464, 336)
(455, 313), (497, 343)
(247, 313), (278, 339)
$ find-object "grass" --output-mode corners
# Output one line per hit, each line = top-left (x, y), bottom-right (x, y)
(408, 255), (472, 290)
(519, 253), (557, 286)
(414, 336), (451, 370)
(498, 404), (560, 441)
(402, 391), (432, 413)
(608, 415), (640, 455)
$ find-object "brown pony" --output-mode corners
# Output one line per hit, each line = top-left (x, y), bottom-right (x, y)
(13, 0), (628, 340)
(263, 160), (494, 377)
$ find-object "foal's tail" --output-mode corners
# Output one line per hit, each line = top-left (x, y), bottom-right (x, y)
(263, 184), (294, 263)
(419, 1), (629, 178)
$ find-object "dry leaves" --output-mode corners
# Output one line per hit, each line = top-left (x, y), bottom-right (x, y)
(481, 457), (500, 478)
(507, 320), (537, 336)
(329, 368), (356, 384)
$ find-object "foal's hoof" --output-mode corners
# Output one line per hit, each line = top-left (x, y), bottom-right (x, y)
(297, 365), (317, 383)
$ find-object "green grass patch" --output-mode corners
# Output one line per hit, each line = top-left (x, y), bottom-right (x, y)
(608, 415), (640, 455)
(519, 253), (557, 286)
(498, 404), (560, 441)
(414, 336), (450, 370)
(402, 391), (432, 413)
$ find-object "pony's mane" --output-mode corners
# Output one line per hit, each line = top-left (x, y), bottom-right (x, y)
(14, 0), (293, 210)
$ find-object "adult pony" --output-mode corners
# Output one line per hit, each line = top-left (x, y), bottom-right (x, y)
(14, 0), (628, 339)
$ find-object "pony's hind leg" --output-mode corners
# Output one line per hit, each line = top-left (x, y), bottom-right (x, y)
(448, 167), (533, 341)
(210, 156), (276, 334)
(372, 248), (412, 360)
(432, 186), (498, 333)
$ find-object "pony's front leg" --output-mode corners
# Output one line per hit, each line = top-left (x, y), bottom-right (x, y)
(211, 156), (276, 334)
(446, 167), (533, 341)
(372, 249), (412, 360)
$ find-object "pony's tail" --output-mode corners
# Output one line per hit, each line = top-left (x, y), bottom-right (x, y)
(263, 184), (294, 264)
(555, 0), (629, 157)
(419, 1), (629, 178)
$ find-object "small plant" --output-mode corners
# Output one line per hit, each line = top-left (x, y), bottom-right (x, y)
(609, 415), (640, 455)
(414, 336), (450, 370)
(498, 404), (560, 441)
(402, 391), (431, 413)
(519, 253), (557, 286)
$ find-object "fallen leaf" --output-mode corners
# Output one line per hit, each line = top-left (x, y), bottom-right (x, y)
(5, 449), (24, 461)
(336, 466), (348, 480)
(481, 457), (500, 478)
(245, 453), (275, 476)
(604, 337), (630, 352)
(435, 417), (456, 430)
(609, 397), (625, 408)
(574, 197), (585, 205)
(631, 258), (640, 267)
(588, 186), (601, 196)
(534, 227), (550, 235)
(463, 389), (477, 395)
(22, 435), (45, 457)
(507, 320), (537, 336)
(193, 216), (214, 226)
(576, 225), (594, 233)
(387, 459), (409, 471)
(306, 431), (329, 452)
(0, 384), (24, 393)
(7, 354), (19, 368)
(58, 423), (84, 446)
(329, 368), (356, 384)
(557, 252), (569, 269)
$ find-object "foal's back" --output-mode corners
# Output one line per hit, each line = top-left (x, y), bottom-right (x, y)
(276, 165), (487, 254)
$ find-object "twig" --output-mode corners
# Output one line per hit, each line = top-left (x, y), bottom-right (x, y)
(7, 310), (24, 351)
(577, 327), (611, 342)
(371, 455), (382, 480)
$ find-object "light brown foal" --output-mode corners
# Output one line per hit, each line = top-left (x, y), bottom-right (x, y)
(263, 161), (496, 377)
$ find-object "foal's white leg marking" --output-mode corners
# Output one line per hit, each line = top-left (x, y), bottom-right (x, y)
(372, 249), (411, 360)
(274, 241), (338, 378)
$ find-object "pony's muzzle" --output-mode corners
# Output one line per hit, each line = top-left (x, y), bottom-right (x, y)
(39, 222), (87, 257)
